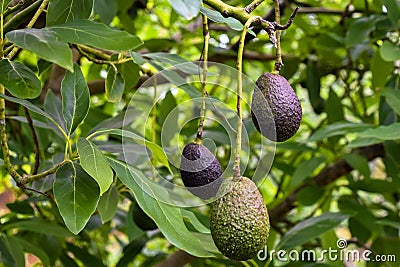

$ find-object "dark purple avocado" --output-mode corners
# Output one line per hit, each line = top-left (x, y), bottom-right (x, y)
(251, 72), (302, 142)
(179, 142), (222, 199)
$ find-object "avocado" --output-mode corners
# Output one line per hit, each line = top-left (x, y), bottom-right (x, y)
(251, 72), (302, 142)
(132, 202), (157, 231)
(179, 142), (222, 200)
(210, 177), (270, 261)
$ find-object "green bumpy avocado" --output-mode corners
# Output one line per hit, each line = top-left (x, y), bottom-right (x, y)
(180, 142), (222, 200)
(210, 177), (270, 261)
(251, 72), (302, 142)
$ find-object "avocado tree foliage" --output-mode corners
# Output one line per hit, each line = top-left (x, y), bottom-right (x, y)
(0, 0), (399, 266)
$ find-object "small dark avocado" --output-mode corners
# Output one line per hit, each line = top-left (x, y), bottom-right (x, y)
(251, 72), (302, 142)
(210, 177), (270, 261)
(132, 203), (157, 231)
(179, 142), (222, 200)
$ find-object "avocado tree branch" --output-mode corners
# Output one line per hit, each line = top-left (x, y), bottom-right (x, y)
(0, 84), (21, 180)
(202, 0), (297, 33)
(18, 159), (70, 185)
(268, 143), (385, 225)
(245, 0), (265, 14)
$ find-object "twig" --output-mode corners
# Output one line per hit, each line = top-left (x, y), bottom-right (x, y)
(195, 14), (210, 143)
(271, 6), (299, 30)
(23, 107), (40, 175)
(203, 0), (298, 32)
(18, 159), (70, 185)
(244, 0), (265, 14)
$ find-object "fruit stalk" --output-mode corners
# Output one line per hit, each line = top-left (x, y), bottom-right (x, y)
(196, 14), (210, 143)
(151, 78), (157, 179)
(234, 16), (262, 179)
(274, 0), (282, 72)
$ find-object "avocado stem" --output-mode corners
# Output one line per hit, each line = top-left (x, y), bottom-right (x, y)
(273, 0), (282, 73)
(196, 14), (210, 144)
(234, 16), (262, 179)
(151, 78), (157, 179)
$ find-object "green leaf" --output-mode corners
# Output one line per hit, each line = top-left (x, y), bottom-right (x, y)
(15, 237), (50, 266)
(0, 94), (66, 137)
(1, 219), (73, 238)
(118, 61), (140, 91)
(0, 235), (25, 267)
(66, 243), (106, 267)
(371, 50), (393, 89)
(47, 0), (94, 26)
(325, 89), (344, 123)
(356, 122), (400, 140)
(44, 90), (67, 132)
(297, 184), (326, 206)
(345, 16), (379, 47)
(49, 20), (143, 50)
(130, 51), (145, 65)
(381, 88), (400, 116)
(61, 63), (90, 135)
(343, 153), (371, 177)
(181, 209), (210, 234)
(381, 0), (400, 27)
(200, 7), (243, 31)
(169, 0), (200, 20)
(289, 157), (325, 189)
(5, 29), (73, 71)
(94, 0), (117, 24)
(277, 212), (349, 250)
(380, 41), (400, 61)
(108, 158), (214, 257)
(0, 93), (54, 123)
(306, 59), (324, 114)
(54, 162), (100, 234)
(347, 137), (383, 148)
(106, 65), (125, 102)
(152, 64), (200, 98)
(97, 184), (118, 223)
(144, 52), (199, 74)
(308, 121), (372, 142)
(0, 59), (41, 99)
(77, 138), (113, 195)
(349, 179), (400, 193)
(6, 200), (34, 214)
(89, 128), (172, 173)
(116, 239), (147, 267)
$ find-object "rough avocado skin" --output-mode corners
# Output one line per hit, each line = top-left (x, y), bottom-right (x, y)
(210, 177), (270, 261)
(180, 142), (222, 199)
(251, 72), (302, 142)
